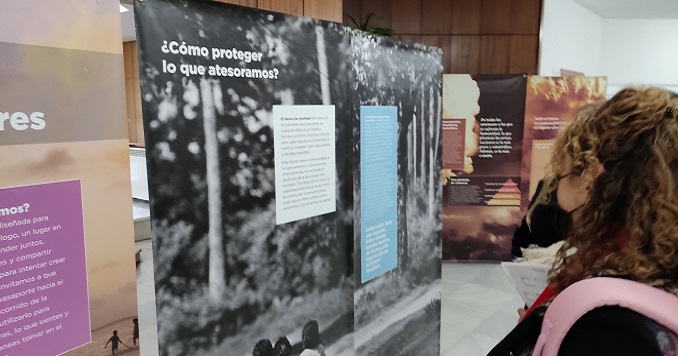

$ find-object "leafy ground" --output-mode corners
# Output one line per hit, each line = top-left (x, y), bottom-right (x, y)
(357, 306), (440, 356)
(355, 281), (440, 348)
(203, 283), (352, 356)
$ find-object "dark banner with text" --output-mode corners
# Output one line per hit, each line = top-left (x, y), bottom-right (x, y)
(441, 74), (526, 261)
(441, 75), (607, 261)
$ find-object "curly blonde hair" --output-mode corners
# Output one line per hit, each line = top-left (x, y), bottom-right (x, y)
(540, 87), (678, 293)
(526, 103), (600, 226)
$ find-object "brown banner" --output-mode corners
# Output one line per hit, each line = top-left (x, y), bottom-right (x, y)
(519, 76), (607, 210)
(442, 74), (526, 261)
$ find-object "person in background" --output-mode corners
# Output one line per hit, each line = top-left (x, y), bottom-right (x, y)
(511, 104), (599, 259)
(104, 330), (127, 354)
(300, 320), (326, 356)
(490, 87), (678, 355)
(273, 336), (292, 356)
(252, 339), (273, 356)
(132, 317), (139, 346)
(511, 179), (571, 258)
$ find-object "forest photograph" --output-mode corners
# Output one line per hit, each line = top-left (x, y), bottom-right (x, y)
(351, 31), (443, 356)
(136, 1), (354, 355)
(136, 0), (444, 355)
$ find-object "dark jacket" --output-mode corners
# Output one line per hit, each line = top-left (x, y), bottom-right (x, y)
(511, 180), (571, 257)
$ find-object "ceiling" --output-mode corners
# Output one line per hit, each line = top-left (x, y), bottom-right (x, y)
(572, 0), (678, 19)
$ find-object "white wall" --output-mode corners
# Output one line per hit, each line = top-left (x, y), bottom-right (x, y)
(541, 0), (678, 96)
(601, 19), (678, 95)
(540, 0), (604, 77)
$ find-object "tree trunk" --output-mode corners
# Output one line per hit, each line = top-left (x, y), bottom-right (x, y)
(398, 101), (411, 272)
(428, 85), (435, 217)
(420, 82), (426, 190)
(433, 84), (442, 162)
(201, 78), (226, 304)
(432, 86), (442, 217)
(412, 109), (417, 185)
(407, 123), (413, 186)
(315, 26), (331, 105)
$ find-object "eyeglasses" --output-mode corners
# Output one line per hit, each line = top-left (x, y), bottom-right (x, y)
(557, 171), (578, 180)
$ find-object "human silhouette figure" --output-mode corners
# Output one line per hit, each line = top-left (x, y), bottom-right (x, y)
(104, 330), (128, 354)
(252, 339), (273, 356)
(273, 336), (292, 356)
(300, 320), (325, 356)
(132, 318), (140, 346)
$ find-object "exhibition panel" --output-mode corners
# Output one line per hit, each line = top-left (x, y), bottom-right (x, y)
(0, 1), (140, 355)
(136, 2), (353, 354)
(135, 1), (442, 355)
(441, 74), (527, 262)
(441, 75), (607, 262)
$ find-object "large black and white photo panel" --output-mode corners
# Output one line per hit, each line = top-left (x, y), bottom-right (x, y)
(135, 1), (354, 355)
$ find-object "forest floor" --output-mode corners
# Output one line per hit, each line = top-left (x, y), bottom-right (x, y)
(204, 286), (352, 356)
(354, 281), (440, 349)
(356, 306), (440, 356)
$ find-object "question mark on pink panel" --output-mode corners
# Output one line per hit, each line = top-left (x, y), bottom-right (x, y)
(273, 68), (279, 79)
(23, 203), (30, 212)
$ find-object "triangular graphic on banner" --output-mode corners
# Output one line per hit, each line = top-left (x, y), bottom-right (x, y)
(487, 178), (521, 206)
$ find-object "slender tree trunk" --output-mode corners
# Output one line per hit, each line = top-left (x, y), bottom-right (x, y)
(201, 78), (226, 304)
(398, 101), (410, 272)
(412, 110), (417, 185)
(428, 85), (435, 217)
(420, 82), (426, 189)
(433, 84), (442, 162)
(408, 123), (413, 186)
(433, 86), (442, 217)
(315, 26), (331, 105)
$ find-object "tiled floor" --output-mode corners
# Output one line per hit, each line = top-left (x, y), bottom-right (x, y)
(134, 243), (522, 356)
(440, 263), (524, 355)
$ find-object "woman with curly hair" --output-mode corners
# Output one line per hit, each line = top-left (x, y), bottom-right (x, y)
(489, 87), (678, 356)
(511, 103), (600, 260)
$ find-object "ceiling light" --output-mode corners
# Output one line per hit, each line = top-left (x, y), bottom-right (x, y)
(119, 4), (129, 13)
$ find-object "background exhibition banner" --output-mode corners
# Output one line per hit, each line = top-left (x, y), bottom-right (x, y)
(135, 1), (442, 355)
(441, 75), (606, 262)
(0, 1), (140, 355)
(519, 76), (607, 210)
(442, 74), (526, 261)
